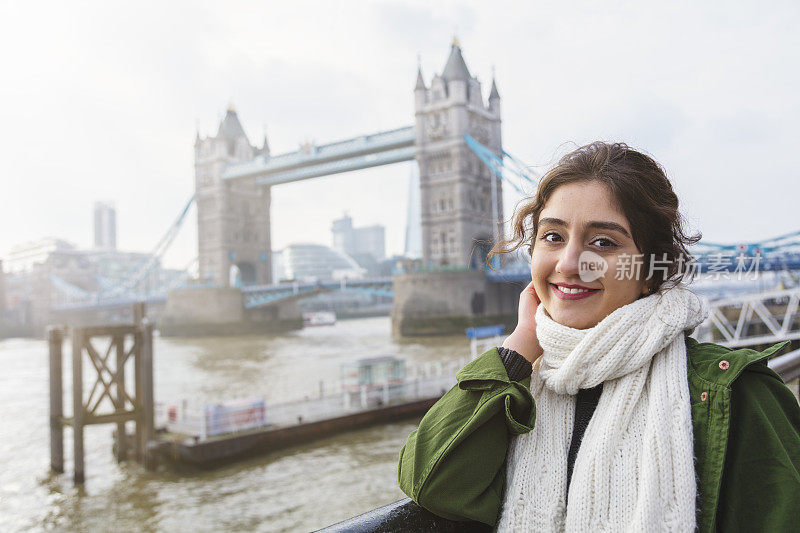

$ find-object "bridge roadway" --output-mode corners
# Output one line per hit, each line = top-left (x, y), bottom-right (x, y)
(241, 277), (393, 308)
(49, 277), (395, 312)
(222, 126), (415, 185)
(49, 254), (800, 313)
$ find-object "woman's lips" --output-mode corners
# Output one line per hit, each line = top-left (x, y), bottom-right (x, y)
(550, 283), (601, 301)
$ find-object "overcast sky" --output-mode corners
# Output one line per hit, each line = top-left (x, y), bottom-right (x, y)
(1, 1), (798, 269)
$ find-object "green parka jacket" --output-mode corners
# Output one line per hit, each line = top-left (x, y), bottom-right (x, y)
(398, 335), (800, 532)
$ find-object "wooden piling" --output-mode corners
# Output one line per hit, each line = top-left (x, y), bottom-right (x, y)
(141, 320), (155, 470)
(134, 327), (144, 464)
(132, 301), (145, 327)
(114, 333), (127, 462)
(71, 328), (85, 484)
(48, 327), (64, 474)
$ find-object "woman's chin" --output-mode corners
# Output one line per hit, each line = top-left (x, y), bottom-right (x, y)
(546, 305), (600, 330)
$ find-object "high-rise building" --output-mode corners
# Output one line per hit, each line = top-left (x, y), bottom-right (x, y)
(94, 201), (117, 250)
(404, 162), (422, 258)
(331, 214), (385, 262)
(331, 215), (356, 256)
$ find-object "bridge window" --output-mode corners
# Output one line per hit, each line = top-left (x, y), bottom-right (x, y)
(448, 198), (454, 211)
(440, 199), (446, 211)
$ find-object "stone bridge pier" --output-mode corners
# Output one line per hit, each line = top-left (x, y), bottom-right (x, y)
(391, 270), (523, 337)
(159, 287), (302, 337)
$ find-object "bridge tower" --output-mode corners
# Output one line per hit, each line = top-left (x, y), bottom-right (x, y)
(194, 104), (272, 287)
(414, 38), (503, 269)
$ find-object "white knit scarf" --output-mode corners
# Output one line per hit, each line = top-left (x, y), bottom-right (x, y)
(496, 283), (709, 532)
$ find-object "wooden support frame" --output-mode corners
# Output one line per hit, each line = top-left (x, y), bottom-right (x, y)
(48, 303), (154, 484)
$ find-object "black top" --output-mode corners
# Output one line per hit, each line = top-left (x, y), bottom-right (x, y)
(496, 347), (603, 501)
(565, 383), (603, 499)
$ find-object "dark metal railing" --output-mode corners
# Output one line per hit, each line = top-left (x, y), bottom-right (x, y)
(315, 497), (490, 532)
(318, 347), (800, 532)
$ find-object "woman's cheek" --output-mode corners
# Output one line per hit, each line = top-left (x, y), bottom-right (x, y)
(605, 254), (635, 284)
(603, 257), (619, 283)
(529, 255), (547, 294)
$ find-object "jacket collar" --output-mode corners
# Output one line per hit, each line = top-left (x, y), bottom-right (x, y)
(685, 335), (790, 388)
(456, 338), (791, 392)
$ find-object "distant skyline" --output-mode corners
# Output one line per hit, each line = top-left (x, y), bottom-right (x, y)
(1, 1), (798, 269)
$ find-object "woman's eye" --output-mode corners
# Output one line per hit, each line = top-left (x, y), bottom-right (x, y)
(540, 232), (562, 243)
(539, 232), (617, 249)
(593, 238), (618, 249)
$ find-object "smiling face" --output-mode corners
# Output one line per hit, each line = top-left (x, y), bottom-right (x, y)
(530, 180), (650, 329)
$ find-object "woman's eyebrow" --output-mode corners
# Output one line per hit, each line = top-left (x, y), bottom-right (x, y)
(537, 217), (632, 239)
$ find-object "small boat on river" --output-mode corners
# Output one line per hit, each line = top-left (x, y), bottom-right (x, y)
(303, 311), (337, 327)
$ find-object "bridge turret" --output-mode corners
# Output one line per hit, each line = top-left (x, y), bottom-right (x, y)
(488, 76), (501, 114)
(195, 105), (272, 287)
(261, 133), (270, 158)
(414, 39), (504, 269)
(441, 38), (470, 105)
(216, 104), (254, 161)
(414, 64), (427, 109)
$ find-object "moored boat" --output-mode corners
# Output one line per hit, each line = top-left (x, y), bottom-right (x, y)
(303, 311), (337, 327)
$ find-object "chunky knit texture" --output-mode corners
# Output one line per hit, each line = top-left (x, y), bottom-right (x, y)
(496, 283), (709, 532)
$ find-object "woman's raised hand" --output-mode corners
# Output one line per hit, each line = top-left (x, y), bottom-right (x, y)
(502, 280), (544, 363)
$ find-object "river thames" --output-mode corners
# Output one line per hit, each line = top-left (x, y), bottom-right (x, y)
(0, 316), (473, 532)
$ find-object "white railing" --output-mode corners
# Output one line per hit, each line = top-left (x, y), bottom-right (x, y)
(158, 354), (475, 441)
(696, 286), (800, 348)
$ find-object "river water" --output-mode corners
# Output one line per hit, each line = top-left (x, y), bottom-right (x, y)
(0, 316), (472, 532)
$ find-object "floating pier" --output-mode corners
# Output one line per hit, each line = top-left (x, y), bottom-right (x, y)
(143, 356), (462, 467)
(147, 396), (441, 466)
(49, 304), (478, 478)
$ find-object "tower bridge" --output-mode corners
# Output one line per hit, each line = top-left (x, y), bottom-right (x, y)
(194, 39), (503, 290)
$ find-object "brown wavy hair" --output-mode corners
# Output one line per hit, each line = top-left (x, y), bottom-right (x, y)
(487, 141), (701, 294)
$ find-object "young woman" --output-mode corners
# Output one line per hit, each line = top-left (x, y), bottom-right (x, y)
(398, 142), (800, 532)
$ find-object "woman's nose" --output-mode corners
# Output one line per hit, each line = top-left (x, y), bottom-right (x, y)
(555, 241), (582, 277)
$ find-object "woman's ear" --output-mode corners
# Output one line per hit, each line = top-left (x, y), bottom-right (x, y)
(641, 280), (652, 296)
